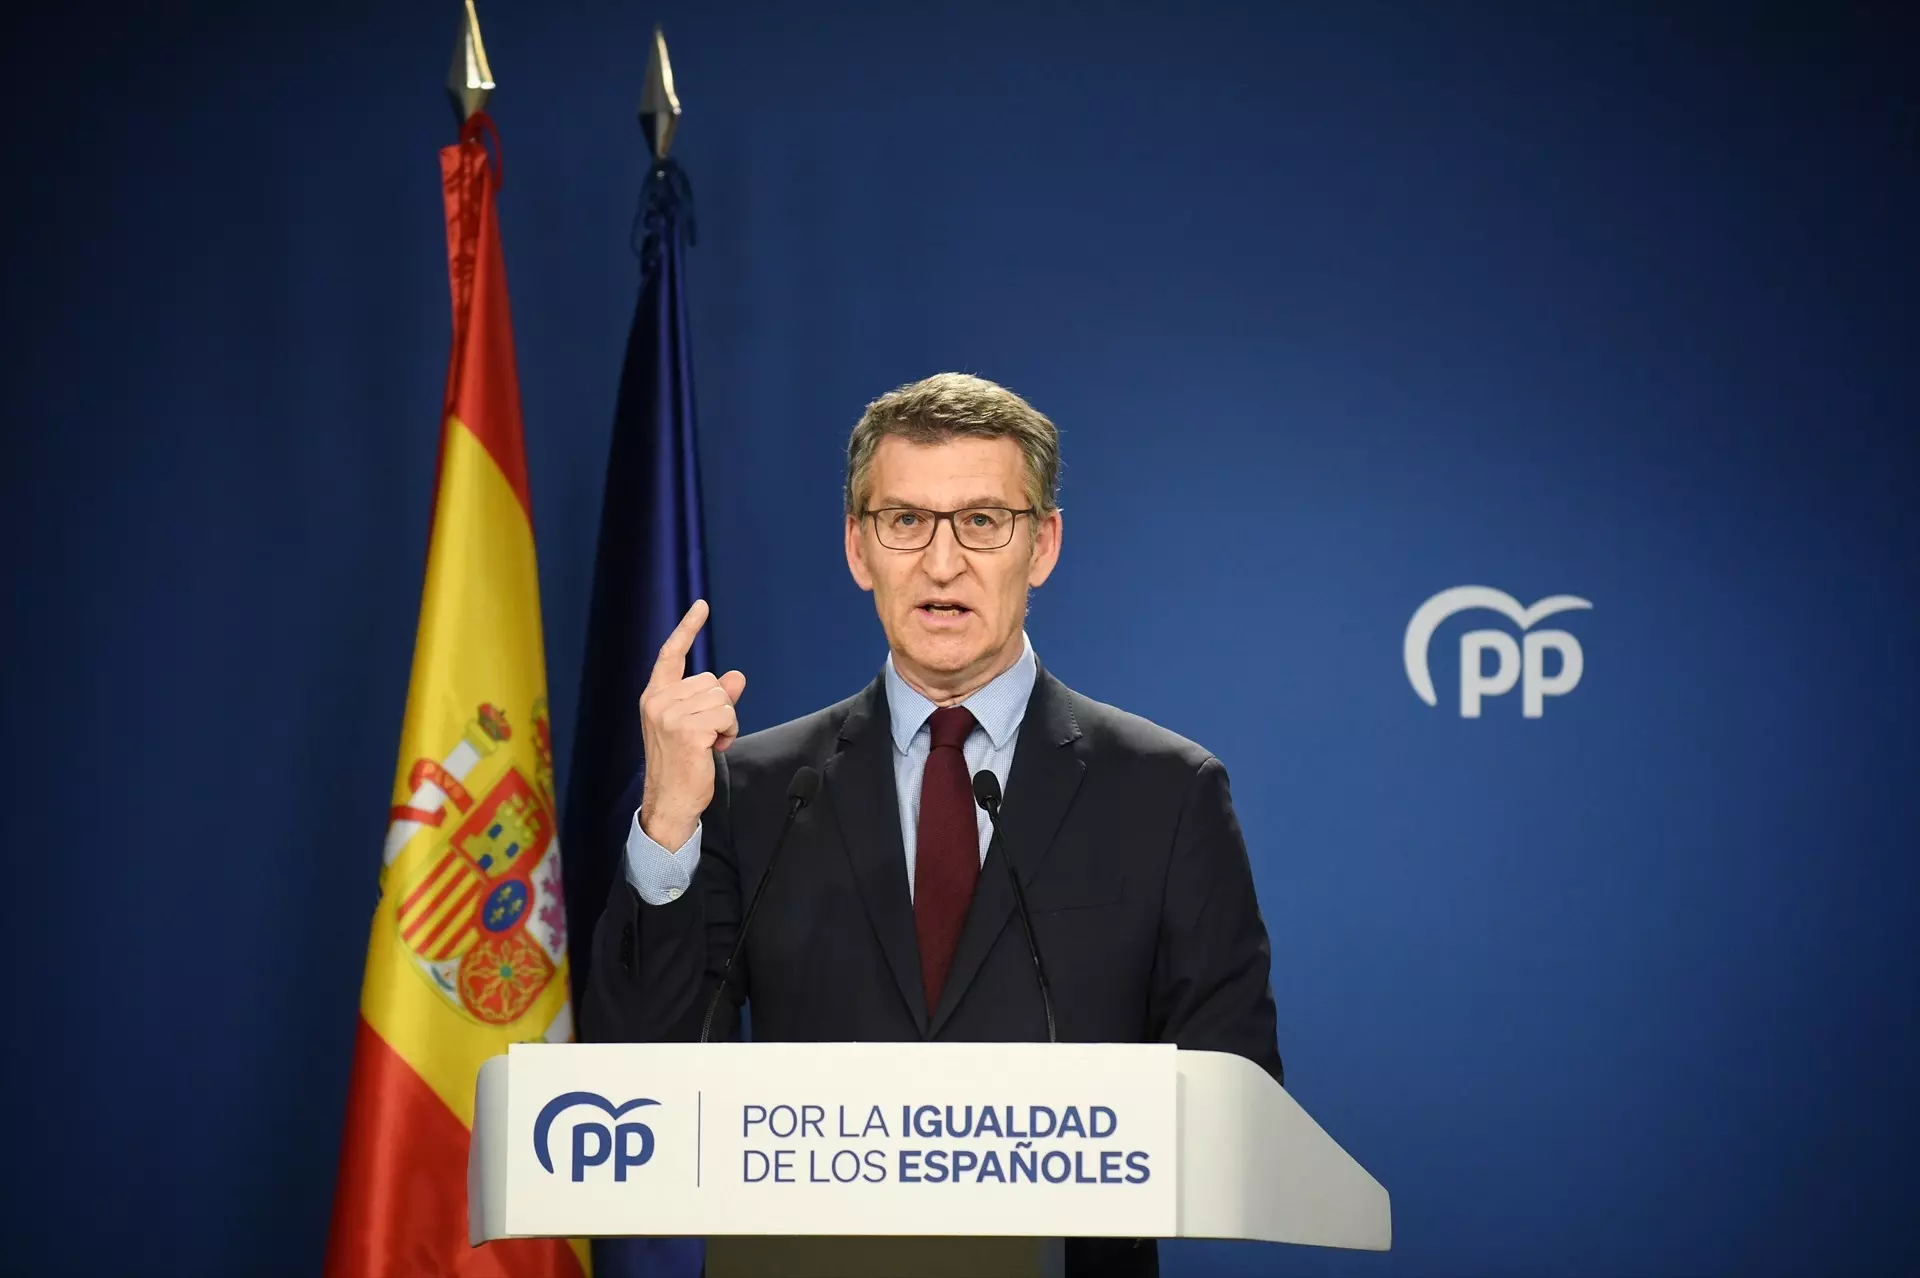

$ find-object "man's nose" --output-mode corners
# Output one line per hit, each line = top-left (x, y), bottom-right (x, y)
(920, 518), (968, 578)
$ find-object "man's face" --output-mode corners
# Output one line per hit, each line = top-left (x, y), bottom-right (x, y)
(846, 434), (1062, 699)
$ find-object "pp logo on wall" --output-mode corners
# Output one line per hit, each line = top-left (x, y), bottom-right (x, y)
(1404, 586), (1592, 718)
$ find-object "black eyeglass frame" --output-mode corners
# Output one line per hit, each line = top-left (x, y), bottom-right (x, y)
(860, 505), (1041, 551)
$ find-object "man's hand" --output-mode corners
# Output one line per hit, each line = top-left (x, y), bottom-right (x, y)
(637, 600), (746, 850)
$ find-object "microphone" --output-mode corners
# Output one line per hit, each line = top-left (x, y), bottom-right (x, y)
(700, 765), (821, 1043)
(973, 770), (1057, 1044)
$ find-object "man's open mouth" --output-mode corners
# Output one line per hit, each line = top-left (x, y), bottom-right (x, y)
(918, 602), (971, 617)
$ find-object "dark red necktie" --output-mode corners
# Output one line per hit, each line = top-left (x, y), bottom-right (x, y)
(914, 705), (980, 1012)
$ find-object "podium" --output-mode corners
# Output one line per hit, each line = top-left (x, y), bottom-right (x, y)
(470, 1041), (1389, 1277)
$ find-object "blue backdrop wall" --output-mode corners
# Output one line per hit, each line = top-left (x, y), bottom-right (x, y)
(4, 2), (1915, 1275)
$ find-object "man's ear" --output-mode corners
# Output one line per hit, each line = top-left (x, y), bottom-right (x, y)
(846, 515), (875, 592)
(1027, 508), (1063, 588)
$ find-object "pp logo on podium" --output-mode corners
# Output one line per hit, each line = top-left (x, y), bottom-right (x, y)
(1404, 586), (1592, 718)
(534, 1092), (661, 1182)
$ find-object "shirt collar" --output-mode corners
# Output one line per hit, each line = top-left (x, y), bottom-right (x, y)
(885, 632), (1037, 755)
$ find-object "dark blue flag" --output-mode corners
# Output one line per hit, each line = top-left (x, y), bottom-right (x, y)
(562, 156), (708, 1278)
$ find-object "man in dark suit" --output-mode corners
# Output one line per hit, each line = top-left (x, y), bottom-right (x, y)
(583, 373), (1281, 1275)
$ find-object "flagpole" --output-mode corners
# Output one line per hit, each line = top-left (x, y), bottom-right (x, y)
(640, 25), (681, 164)
(447, 0), (495, 125)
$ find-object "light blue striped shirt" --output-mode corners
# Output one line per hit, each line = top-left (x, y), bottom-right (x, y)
(624, 635), (1038, 905)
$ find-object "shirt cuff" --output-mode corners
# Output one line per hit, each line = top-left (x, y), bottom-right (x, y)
(624, 811), (702, 905)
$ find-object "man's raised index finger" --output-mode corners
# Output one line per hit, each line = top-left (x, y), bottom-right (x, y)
(649, 599), (710, 685)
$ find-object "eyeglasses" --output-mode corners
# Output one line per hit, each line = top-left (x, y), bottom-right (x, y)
(863, 506), (1037, 551)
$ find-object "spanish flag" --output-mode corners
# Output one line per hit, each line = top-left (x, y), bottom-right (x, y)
(326, 114), (585, 1278)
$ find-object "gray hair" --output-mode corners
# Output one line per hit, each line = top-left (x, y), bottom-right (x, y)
(844, 373), (1062, 518)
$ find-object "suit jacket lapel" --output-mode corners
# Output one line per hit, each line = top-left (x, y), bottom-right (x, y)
(821, 676), (929, 1035)
(928, 664), (1086, 1038)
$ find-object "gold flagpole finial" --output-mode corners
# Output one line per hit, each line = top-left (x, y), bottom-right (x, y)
(639, 25), (681, 161)
(447, 0), (496, 124)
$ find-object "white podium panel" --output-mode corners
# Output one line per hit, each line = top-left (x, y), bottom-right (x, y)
(496, 1042), (1174, 1240)
(470, 1043), (1389, 1254)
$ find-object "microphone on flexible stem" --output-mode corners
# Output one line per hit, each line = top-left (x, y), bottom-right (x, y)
(699, 765), (821, 1043)
(973, 770), (1057, 1044)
